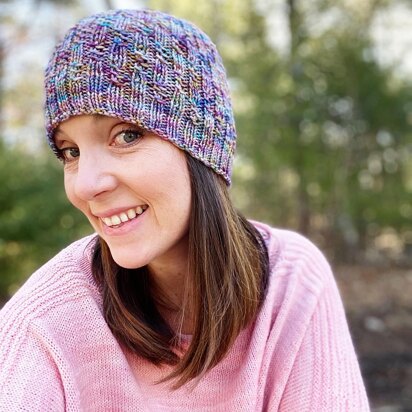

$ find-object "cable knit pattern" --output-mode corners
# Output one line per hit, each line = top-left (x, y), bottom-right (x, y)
(0, 222), (370, 411)
(44, 9), (236, 184)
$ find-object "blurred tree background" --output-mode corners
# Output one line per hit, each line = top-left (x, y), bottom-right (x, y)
(0, 0), (411, 410)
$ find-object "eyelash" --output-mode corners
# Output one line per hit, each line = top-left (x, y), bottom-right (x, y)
(57, 128), (144, 163)
(112, 128), (143, 147)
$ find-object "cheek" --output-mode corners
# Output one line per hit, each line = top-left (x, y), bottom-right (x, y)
(169, 166), (192, 228)
(179, 178), (192, 220)
(147, 157), (191, 228)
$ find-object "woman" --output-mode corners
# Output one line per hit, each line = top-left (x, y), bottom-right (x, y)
(0, 9), (369, 411)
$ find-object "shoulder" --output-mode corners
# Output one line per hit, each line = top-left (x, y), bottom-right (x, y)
(253, 220), (333, 297)
(249, 223), (369, 410)
(0, 234), (100, 344)
(0, 235), (107, 404)
(250, 222), (344, 363)
(251, 221), (339, 337)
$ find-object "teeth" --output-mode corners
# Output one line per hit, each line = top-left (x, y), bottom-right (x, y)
(111, 215), (121, 225)
(127, 208), (136, 219)
(101, 205), (147, 227)
(103, 217), (112, 226)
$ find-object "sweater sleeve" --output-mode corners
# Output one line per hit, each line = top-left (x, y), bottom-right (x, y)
(0, 325), (65, 411)
(278, 270), (370, 412)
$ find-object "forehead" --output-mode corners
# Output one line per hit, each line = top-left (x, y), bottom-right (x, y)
(55, 114), (106, 132)
(54, 115), (127, 143)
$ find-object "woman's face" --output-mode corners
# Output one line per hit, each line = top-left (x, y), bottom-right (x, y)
(55, 114), (192, 271)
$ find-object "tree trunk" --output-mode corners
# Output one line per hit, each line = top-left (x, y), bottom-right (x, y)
(286, 0), (310, 234)
(0, 40), (4, 132)
(102, 0), (115, 10)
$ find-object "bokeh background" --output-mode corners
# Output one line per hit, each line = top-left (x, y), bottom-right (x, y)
(1, 0), (411, 410)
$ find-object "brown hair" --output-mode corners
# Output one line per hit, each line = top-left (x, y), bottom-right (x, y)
(92, 155), (269, 388)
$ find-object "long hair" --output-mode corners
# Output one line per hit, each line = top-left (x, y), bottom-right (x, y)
(92, 155), (269, 388)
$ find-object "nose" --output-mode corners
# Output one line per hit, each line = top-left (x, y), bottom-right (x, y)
(72, 150), (118, 201)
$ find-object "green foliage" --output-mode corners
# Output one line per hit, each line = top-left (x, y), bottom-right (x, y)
(1, 0), (411, 303)
(147, 0), (412, 261)
(0, 141), (91, 303)
(236, 2), (412, 261)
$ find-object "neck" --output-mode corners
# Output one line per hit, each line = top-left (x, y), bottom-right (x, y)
(149, 259), (188, 308)
(147, 242), (194, 334)
(149, 264), (194, 335)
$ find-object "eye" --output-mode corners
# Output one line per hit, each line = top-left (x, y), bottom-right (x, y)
(61, 147), (80, 162)
(113, 129), (143, 146)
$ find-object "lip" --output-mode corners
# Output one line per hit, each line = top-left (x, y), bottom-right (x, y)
(99, 207), (148, 237)
(93, 205), (147, 219)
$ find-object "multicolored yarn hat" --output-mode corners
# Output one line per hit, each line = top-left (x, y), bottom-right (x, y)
(44, 9), (236, 184)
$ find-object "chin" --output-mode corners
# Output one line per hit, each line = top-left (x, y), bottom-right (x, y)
(109, 248), (149, 270)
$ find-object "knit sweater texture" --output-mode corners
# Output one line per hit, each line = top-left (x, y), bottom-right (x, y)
(0, 222), (370, 411)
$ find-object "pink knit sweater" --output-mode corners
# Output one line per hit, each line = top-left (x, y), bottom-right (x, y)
(0, 222), (369, 411)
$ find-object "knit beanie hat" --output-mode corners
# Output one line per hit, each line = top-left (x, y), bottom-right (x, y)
(44, 9), (236, 184)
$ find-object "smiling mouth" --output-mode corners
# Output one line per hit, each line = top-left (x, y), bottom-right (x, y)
(100, 205), (148, 228)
